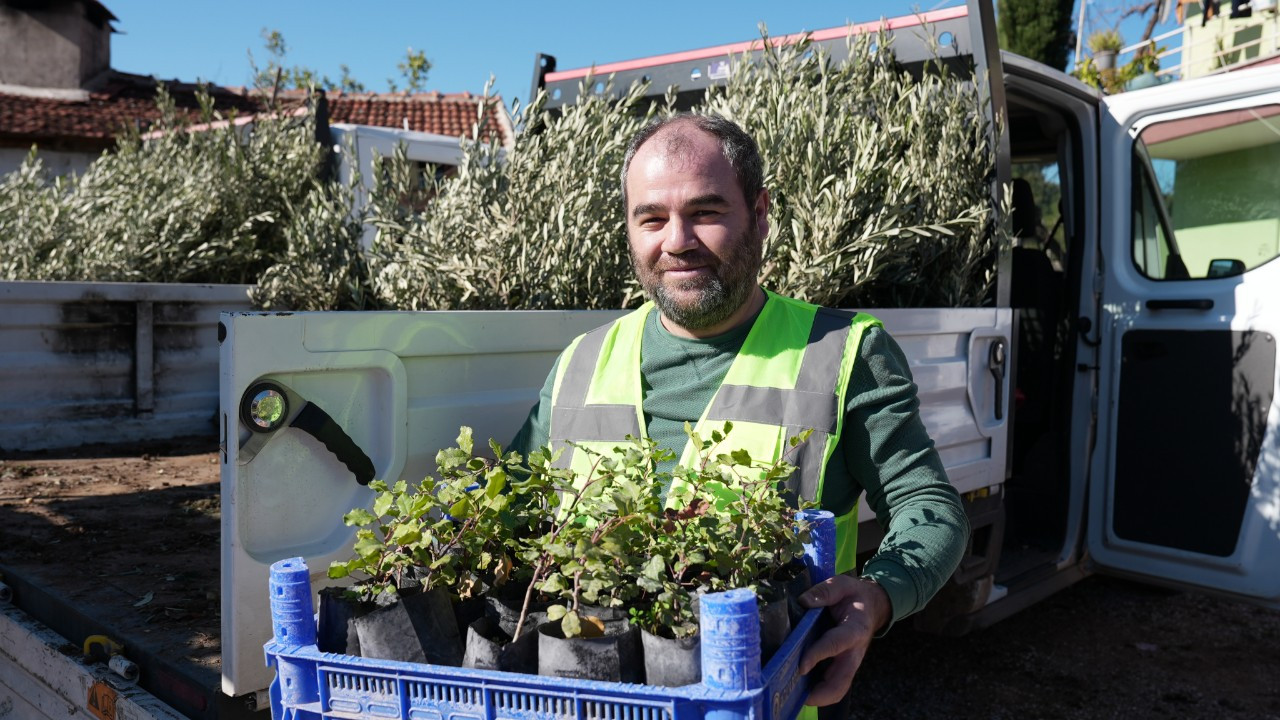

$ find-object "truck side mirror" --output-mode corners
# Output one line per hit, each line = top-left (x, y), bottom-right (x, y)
(1206, 258), (1246, 278)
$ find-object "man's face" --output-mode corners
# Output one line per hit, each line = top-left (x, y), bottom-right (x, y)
(624, 125), (769, 333)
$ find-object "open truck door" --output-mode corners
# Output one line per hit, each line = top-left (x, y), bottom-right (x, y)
(1091, 67), (1280, 607)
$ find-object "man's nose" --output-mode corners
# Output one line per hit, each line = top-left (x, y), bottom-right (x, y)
(661, 215), (699, 254)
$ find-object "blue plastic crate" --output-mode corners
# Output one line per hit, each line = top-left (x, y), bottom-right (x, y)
(264, 510), (836, 720)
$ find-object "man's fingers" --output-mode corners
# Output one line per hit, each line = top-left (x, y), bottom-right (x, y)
(798, 617), (860, 675)
(799, 576), (856, 609)
(796, 575), (888, 704)
(804, 646), (863, 707)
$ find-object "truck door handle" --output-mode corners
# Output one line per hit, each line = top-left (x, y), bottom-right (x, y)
(988, 340), (1006, 421)
(1146, 298), (1214, 310)
(238, 381), (376, 485)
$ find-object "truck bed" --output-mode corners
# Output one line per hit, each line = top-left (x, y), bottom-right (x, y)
(0, 439), (250, 719)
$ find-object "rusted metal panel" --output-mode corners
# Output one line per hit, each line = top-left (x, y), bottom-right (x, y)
(0, 281), (253, 452)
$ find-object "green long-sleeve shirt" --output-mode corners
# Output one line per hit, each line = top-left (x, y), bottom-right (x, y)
(511, 307), (969, 628)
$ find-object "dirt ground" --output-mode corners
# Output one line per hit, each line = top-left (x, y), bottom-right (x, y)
(854, 578), (1280, 719)
(2, 440), (1279, 719)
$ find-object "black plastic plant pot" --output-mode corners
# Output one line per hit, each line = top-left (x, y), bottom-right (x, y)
(778, 563), (813, 626)
(779, 562), (813, 598)
(352, 587), (464, 666)
(640, 628), (701, 687)
(486, 592), (552, 637)
(316, 587), (373, 656)
(463, 616), (539, 673)
(757, 590), (792, 664)
(454, 595), (487, 643)
(536, 617), (643, 683)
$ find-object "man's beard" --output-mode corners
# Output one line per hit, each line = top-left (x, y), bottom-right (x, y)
(631, 226), (762, 331)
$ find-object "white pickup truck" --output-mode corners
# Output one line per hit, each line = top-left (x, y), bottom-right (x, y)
(3, 1), (1279, 717)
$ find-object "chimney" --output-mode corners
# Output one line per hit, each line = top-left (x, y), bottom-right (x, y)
(0, 0), (117, 89)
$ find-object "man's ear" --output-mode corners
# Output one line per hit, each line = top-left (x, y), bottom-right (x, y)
(753, 188), (771, 239)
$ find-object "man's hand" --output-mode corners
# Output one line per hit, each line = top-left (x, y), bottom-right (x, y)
(797, 575), (893, 707)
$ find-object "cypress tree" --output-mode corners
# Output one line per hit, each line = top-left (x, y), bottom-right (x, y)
(998, 0), (1078, 70)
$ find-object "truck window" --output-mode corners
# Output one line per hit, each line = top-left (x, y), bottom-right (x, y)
(1131, 144), (1178, 279)
(1132, 105), (1280, 280)
(1011, 161), (1065, 268)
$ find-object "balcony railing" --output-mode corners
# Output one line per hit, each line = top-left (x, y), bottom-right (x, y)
(1112, 8), (1280, 82)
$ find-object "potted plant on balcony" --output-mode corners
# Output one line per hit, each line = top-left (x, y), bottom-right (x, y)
(1125, 42), (1165, 91)
(1089, 29), (1124, 71)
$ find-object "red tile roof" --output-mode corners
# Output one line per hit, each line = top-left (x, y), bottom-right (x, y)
(325, 91), (512, 147)
(0, 73), (513, 151)
(0, 72), (260, 150)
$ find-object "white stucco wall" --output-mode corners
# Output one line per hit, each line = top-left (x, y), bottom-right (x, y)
(0, 146), (98, 178)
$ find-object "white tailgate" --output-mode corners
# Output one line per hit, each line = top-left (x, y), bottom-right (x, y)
(873, 308), (1012, 503)
(219, 310), (623, 696)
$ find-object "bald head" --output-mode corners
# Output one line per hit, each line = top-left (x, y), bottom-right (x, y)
(620, 114), (764, 210)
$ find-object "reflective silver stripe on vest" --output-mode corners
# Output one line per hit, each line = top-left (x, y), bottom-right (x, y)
(550, 322), (640, 469)
(552, 405), (642, 443)
(555, 323), (610, 409)
(705, 308), (856, 501)
(798, 308), (857, 392)
(705, 386), (838, 431)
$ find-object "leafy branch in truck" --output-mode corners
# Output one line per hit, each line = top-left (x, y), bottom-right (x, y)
(2, 27), (1009, 312)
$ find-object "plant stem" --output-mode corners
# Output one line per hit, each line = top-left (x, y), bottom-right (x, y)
(512, 477), (593, 639)
(512, 556), (547, 641)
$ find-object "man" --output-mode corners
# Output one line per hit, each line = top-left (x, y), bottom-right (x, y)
(512, 113), (968, 708)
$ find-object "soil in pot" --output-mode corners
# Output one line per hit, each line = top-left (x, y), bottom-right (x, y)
(316, 586), (373, 656)
(352, 586), (464, 665)
(537, 615), (643, 683)
(641, 628), (701, 687)
(463, 616), (540, 673)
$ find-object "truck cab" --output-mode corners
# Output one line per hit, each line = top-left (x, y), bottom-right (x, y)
(980, 49), (1280, 630)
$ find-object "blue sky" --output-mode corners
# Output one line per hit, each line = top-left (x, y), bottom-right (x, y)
(106, 1), (1179, 110)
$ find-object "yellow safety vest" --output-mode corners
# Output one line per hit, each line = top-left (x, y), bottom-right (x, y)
(549, 290), (881, 574)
